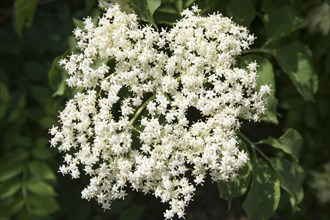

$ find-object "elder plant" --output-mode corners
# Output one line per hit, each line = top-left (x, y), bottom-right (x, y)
(50, 4), (287, 220)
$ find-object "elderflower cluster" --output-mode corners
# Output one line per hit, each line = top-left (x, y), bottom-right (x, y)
(50, 4), (270, 219)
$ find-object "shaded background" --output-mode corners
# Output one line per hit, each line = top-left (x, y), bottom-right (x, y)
(0, 0), (329, 219)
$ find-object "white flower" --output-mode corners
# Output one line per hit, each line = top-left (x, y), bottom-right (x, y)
(50, 4), (270, 219)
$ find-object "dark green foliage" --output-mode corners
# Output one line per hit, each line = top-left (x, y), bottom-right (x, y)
(0, 0), (329, 219)
(14, 0), (39, 37)
(227, 0), (256, 27)
(243, 158), (281, 220)
(271, 157), (305, 210)
(264, 5), (304, 46)
(275, 42), (318, 101)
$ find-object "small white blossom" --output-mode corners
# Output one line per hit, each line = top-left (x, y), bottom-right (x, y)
(50, 4), (270, 219)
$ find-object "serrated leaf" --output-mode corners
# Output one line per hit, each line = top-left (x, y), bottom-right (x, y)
(26, 180), (56, 196)
(243, 158), (280, 220)
(0, 163), (23, 182)
(275, 41), (318, 101)
(27, 195), (60, 216)
(264, 5), (304, 45)
(28, 161), (56, 180)
(13, 0), (38, 36)
(0, 181), (21, 200)
(0, 199), (24, 217)
(259, 128), (303, 160)
(218, 161), (252, 202)
(227, 0), (256, 27)
(240, 55), (278, 124)
(271, 158), (305, 210)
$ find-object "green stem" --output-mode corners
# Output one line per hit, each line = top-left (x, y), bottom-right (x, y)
(255, 146), (272, 165)
(130, 94), (156, 126)
(164, 93), (172, 101)
(132, 126), (141, 133)
(237, 131), (254, 146)
(241, 48), (275, 56)
(237, 131), (271, 163)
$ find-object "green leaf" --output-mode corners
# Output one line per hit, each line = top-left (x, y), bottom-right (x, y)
(131, 0), (161, 25)
(154, 6), (180, 26)
(218, 161), (252, 202)
(0, 181), (21, 200)
(309, 163), (330, 204)
(240, 55), (278, 124)
(275, 42), (318, 101)
(258, 128), (303, 160)
(14, 0), (39, 37)
(28, 195), (60, 216)
(183, 0), (196, 8)
(0, 82), (10, 120)
(157, 5), (179, 14)
(264, 5), (304, 45)
(0, 199), (24, 217)
(278, 128), (303, 158)
(0, 163), (23, 182)
(67, 36), (77, 50)
(175, 0), (183, 12)
(227, 0), (256, 27)
(147, 0), (162, 19)
(26, 180), (56, 196)
(48, 53), (68, 96)
(243, 158), (280, 220)
(28, 161), (56, 180)
(73, 18), (85, 29)
(271, 158), (305, 210)
(91, 58), (111, 69)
